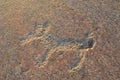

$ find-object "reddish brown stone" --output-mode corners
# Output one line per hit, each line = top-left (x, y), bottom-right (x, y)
(0, 0), (120, 80)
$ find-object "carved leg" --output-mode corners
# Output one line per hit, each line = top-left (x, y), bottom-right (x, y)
(39, 46), (72, 69)
(68, 51), (87, 73)
(38, 48), (58, 68)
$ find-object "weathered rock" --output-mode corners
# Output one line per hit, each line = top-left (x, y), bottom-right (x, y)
(0, 0), (120, 80)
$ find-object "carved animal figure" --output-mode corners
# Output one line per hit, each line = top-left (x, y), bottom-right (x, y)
(20, 21), (95, 72)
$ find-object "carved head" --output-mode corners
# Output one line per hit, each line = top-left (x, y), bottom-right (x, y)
(20, 21), (50, 46)
(34, 21), (50, 35)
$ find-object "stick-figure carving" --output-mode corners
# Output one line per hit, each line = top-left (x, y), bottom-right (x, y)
(20, 21), (95, 72)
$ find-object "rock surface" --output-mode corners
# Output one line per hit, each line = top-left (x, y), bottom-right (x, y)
(0, 0), (120, 80)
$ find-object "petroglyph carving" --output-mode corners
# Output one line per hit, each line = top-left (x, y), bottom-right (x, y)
(20, 21), (95, 72)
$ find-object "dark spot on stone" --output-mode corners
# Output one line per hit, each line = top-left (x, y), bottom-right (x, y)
(77, 67), (86, 78)
(88, 38), (94, 48)
(34, 21), (40, 28)
(41, 49), (50, 62)
(43, 21), (49, 27)
(27, 31), (35, 36)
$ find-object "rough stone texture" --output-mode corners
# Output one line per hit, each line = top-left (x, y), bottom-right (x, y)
(0, 0), (120, 80)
